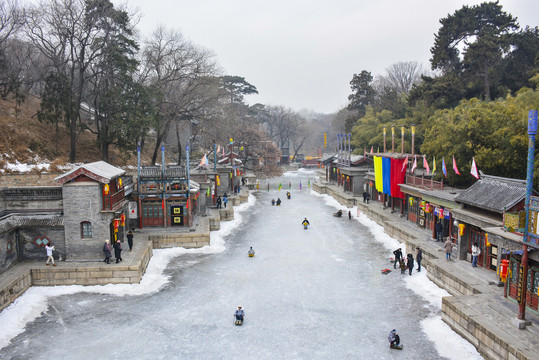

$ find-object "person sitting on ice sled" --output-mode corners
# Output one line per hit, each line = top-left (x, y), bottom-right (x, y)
(248, 247), (255, 256)
(388, 329), (400, 346)
(286, 191), (291, 199)
(276, 198), (281, 206)
(335, 209), (343, 217)
(302, 218), (310, 228)
(271, 199), (275, 206)
(234, 306), (245, 321)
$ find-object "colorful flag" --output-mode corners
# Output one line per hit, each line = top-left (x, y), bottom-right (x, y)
(364, 147), (366, 157)
(432, 155), (436, 175)
(206, 188), (210, 196)
(308, 179), (310, 187)
(289, 181), (291, 189)
(471, 157), (479, 179)
(222, 146), (225, 158)
(401, 155), (408, 172)
(299, 181), (302, 190)
(377, 147), (380, 153)
(442, 157), (447, 177)
(423, 155), (430, 174)
(279, 182), (282, 191)
(370, 146), (373, 154)
(452, 156), (461, 175)
(198, 154), (209, 168)
(411, 155), (417, 173)
(267, 182), (270, 191)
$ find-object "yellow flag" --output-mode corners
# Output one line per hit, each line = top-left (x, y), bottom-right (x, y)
(432, 155), (436, 175)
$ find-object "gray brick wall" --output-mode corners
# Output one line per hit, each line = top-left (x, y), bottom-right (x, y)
(62, 182), (116, 260)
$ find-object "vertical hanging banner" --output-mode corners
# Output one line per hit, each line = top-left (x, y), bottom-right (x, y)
(390, 158), (406, 199)
(382, 157), (391, 196)
(374, 156), (383, 193)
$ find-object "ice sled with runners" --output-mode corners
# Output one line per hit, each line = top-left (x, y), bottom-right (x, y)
(390, 344), (403, 350)
(235, 319), (243, 326)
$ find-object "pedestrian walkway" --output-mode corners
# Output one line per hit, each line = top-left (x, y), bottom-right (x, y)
(316, 181), (539, 360)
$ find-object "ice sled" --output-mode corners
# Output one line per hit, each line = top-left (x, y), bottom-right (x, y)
(235, 319), (243, 326)
(381, 269), (391, 274)
(390, 344), (403, 350)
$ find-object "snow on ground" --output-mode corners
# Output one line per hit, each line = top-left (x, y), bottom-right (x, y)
(0, 194), (256, 350)
(312, 191), (483, 360)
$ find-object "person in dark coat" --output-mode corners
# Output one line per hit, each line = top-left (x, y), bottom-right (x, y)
(127, 229), (134, 251)
(216, 196), (222, 209)
(103, 239), (112, 264)
(416, 248), (423, 272)
(407, 253), (414, 275)
(363, 192), (367, 203)
(393, 248), (403, 269)
(114, 239), (122, 263)
(348, 211), (352, 220)
(435, 221), (443, 242)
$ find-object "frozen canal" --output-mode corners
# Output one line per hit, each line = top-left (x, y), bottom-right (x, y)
(0, 170), (482, 359)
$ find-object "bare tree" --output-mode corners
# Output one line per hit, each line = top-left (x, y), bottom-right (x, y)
(384, 61), (425, 94)
(0, 0), (24, 46)
(26, 0), (125, 162)
(140, 26), (223, 165)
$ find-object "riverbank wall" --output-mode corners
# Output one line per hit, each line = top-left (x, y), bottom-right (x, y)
(313, 182), (539, 360)
(0, 190), (249, 313)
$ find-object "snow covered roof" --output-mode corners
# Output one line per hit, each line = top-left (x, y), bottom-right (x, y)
(189, 179), (200, 193)
(55, 161), (125, 185)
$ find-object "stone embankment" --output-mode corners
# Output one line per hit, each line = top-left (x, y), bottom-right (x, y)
(313, 181), (539, 360)
(0, 190), (249, 313)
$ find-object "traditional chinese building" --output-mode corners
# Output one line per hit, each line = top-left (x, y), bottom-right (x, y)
(55, 161), (130, 260)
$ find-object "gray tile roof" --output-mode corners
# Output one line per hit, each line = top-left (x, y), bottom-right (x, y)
(454, 175), (528, 213)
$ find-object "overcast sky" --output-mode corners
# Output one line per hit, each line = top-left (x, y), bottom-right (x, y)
(114, 0), (539, 114)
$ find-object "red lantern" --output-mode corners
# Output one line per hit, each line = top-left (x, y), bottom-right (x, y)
(113, 219), (119, 229)
(500, 259), (509, 282)
(120, 213), (126, 226)
(186, 199), (189, 209)
(103, 184), (109, 195)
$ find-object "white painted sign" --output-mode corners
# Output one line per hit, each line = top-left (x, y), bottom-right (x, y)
(128, 201), (138, 219)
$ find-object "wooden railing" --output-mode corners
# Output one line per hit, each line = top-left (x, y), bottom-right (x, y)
(405, 175), (444, 190)
(102, 189), (125, 211)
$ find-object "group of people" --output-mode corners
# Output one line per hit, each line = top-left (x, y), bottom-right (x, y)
(216, 194), (229, 209)
(393, 247), (422, 275)
(102, 229), (135, 264)
(271, 198), (281, 206)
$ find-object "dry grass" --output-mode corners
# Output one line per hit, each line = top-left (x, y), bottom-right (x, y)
(0, 95), (138, 170)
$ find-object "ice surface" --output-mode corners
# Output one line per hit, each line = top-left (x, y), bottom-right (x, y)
(0, 171), (482, 359)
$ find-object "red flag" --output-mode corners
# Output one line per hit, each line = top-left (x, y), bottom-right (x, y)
(401, 155), (408, 172)
(452, 156), (461, 175)
(370, 146), (373, 154)
(364, 147), (366, 157)
(161, 198), (165, 209)
(470, 157), (479, 179)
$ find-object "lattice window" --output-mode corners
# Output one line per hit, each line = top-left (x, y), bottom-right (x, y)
(81, 221), (92, 238)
